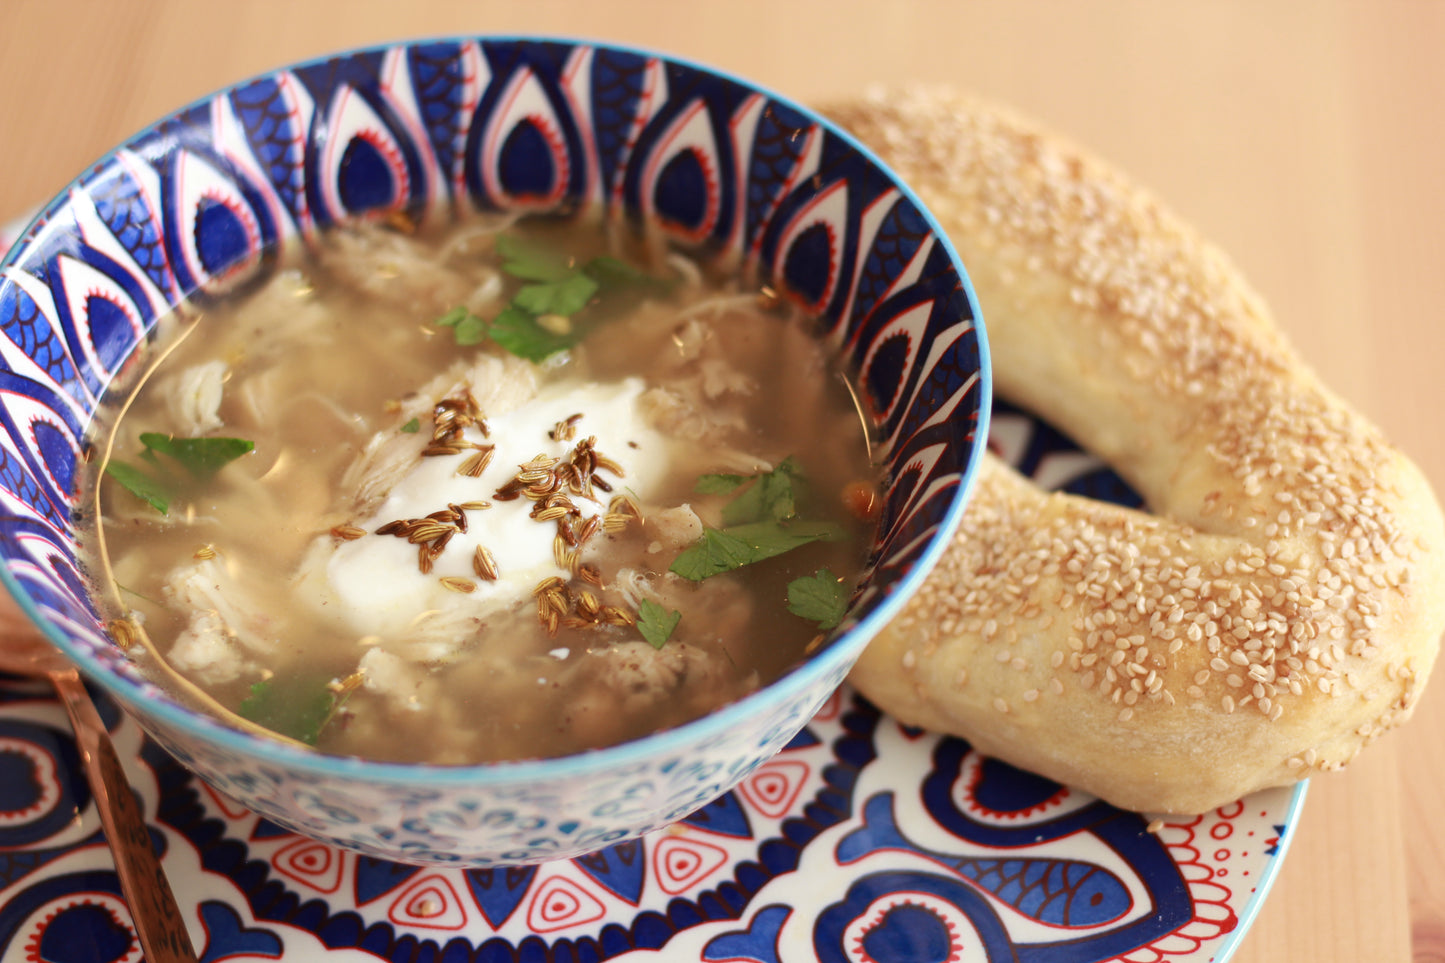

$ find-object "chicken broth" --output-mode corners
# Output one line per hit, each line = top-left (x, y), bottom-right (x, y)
(83, 217), (878, 764)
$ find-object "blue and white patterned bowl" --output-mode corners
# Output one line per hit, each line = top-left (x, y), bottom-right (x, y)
(0, 37), (990, 866)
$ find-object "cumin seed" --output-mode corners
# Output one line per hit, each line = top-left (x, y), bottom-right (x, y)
(406, 522), (453, 544)
(533, 576), (567, 597)
(457, 448), (495, 478)
(609, 493), (642, 518)
(602, 606), (635, 627)
(534, 504), (571, 523)
(107, 617), (138, 650)
(330, 525), (366, 541)
(473, 545), (498, 580)
(440, 576), (476, 594)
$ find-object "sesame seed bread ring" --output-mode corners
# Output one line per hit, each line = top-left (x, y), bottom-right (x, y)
(828, 87), (1445, 815)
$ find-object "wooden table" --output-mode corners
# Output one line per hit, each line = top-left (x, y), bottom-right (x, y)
(1, 2), (1440, 960)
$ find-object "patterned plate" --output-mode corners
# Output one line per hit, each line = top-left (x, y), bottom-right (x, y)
(0, 204), (1303, 963)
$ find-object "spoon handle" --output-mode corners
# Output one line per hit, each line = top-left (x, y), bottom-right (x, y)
(49, 667), (199, 963)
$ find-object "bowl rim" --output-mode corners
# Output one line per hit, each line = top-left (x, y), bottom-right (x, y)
(0, 33), (993, 787)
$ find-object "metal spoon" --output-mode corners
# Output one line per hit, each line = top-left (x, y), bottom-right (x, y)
(0, 618), (198, 963)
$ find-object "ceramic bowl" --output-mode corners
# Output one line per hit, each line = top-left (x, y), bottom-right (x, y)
(0, 37), (990, 866)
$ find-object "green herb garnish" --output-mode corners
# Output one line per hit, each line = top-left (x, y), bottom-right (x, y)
(399, 417), (421, 433)
(434, 234), (673, 363)
(435, 305), (489, 346)
(670, 520), (844, 581)
(511, 272), (598, 317)
(238, 676), (349, 747)
(637, 598), (682, 649)
(583, 255), (670, 291)
(787, 568), (848, 631)
(720, 456), (806, 526)
(137, 433), (254, 479)
(104, 461), (171, 514)
(694, 472), (750, 495)
(105, 433), (254, 515)
(488, 304), (582, 362)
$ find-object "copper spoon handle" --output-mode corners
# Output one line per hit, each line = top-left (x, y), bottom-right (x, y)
(49, 667), (199, 962)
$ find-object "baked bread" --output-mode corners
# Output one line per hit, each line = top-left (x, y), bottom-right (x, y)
(827, 87), (1445, 814)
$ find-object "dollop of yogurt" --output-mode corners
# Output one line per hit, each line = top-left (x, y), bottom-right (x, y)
(318, 376), (670, 639)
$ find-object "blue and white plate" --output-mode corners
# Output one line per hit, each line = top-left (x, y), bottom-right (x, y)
(0, 291), (1303, 960)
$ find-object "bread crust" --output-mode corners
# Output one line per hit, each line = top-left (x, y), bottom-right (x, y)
(827, 87), (1445, 814)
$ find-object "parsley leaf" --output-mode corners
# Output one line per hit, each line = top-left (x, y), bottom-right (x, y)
(787, 568), (848, 630)
(512, 272), (599, 317)
(670, 520), (844, 581)
(721, 456), (807, 526)
(489, 304), (581, 361)
(669, 528), (755, 581)
(495, 234), (576, 282)
(434, 306), (489, 346)
(584, 255), (670, 290)
(138, 433), (253, 479)
(400, 417), (421, 433)
(104, 461), (170, 514)
(695, 472), (750, 495)
(238, 676), (346, 747)
(105, 433), (253, 515)
(637, 598), (681, 649)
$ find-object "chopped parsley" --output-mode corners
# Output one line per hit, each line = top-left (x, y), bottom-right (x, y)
(637, 598), (681, 649)
(787, 568), (848, 630)
(435, 305), (489, 346)
(694, 472), (750, 495)
(238, 676), (350, 747)
(399, 417), (421, 433)
(720, 456), (806, 526)
(583, 255), (670, 291)
(670, 520), (844, 582)
(487, 304), (581, 362)
(103, 461), (171, 514)
(136, 433), (254, 479)
(673, 458), (843, 581)
(434, 233), (672, 360)
(511, 272), (598, 317)
(105, 433), (254, 515)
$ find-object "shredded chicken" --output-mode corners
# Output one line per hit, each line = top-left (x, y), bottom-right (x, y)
(161, 360), (227, 435)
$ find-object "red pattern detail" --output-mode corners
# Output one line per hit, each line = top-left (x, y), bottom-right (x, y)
(652, 836), (730, 895)
(525, 876), (607, 934)
(641, 98), (722, 245)
(846, 892), (965, 963)
(387, 874), (468, 931)
(737, 759), (810, 819)
(1122, 810), (1242, 961)
(959, 751), (1071, 821)
(271, 838), (344, 894)
(22, 894), (139, 963)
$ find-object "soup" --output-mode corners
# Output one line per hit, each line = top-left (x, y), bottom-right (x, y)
(81, 216), (878, 764)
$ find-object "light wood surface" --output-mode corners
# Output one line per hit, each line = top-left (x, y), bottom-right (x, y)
(1, 2), (1441, 960)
